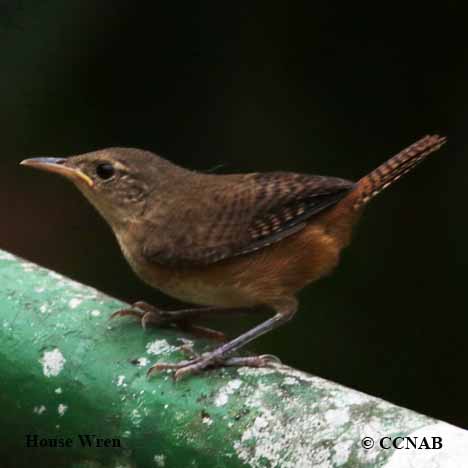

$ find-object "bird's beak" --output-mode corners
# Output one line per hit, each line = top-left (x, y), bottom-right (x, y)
(20, 157), (94, 187)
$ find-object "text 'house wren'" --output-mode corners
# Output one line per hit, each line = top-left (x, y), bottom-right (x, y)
(21, 135), (446, 379)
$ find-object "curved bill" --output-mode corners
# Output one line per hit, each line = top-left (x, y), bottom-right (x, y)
(20, 157), (94, 187)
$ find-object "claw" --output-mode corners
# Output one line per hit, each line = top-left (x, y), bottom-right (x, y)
(147, 359), (199, 379)
(110, 305), (165, 329)
(141, 311), (160, 329)
(109, 308), (143, 320)
(109, 302), (173, 329)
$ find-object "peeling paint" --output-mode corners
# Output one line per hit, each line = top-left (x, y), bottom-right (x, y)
(58, 403), (68, 416)
(90, 309), (101, 317)
(54, 387), (62, 394)
(40, 348), (66, 377)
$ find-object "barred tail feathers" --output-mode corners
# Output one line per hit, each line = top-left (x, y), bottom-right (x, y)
(351, 135), (446, 210)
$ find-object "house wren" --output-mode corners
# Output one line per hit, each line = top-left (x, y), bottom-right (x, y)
(21, 135), (446, 379)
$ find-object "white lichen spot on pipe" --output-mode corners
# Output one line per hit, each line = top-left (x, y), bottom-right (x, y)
(202, 415), (213, 426)
(282, 376), (298, 385)
(214, 379), (243, 407)
(153, 454), (166, 467)
(68, 298), (82, 309)
(146, 339), (177, 356)
(117, 375), (126, 387)
(333, 439), (354, 465)
(33, 405), (46, 415)
(324, 407), (350, 427)
(136, 357), (150, 367)
(40, 348), (66, 377)
(131, 409), (142, 427)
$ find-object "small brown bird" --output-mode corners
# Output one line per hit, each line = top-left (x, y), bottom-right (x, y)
(21, 135), (446, 379)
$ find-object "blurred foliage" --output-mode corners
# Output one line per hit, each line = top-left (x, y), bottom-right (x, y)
(1, 1), (467, 426)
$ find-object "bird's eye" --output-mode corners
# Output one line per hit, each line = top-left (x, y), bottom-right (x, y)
(96, 163), (115, 180)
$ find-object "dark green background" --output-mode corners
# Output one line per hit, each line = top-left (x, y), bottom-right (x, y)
(2, 2), (467, 427)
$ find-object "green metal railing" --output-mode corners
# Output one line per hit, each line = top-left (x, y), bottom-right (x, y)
(0, 248), (466, 467)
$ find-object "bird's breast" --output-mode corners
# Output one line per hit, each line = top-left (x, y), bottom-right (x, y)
(113, 224), (252, 307)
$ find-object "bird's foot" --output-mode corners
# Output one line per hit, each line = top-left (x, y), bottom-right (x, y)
(148, 348), (281, 381)
(110, 301), (169, 328)
(110, 301), (226, 341)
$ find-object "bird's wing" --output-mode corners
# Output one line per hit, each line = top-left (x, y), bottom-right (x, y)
(142, 172), (355, 267)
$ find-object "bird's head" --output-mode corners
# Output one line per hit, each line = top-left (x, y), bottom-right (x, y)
(21, 148), (183, 228)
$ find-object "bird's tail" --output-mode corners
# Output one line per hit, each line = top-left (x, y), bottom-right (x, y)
(349, 134), (446, 211)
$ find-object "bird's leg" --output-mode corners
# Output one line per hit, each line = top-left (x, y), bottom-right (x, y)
(110, 301), (261, 341)
(148, 297), (297, 380)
